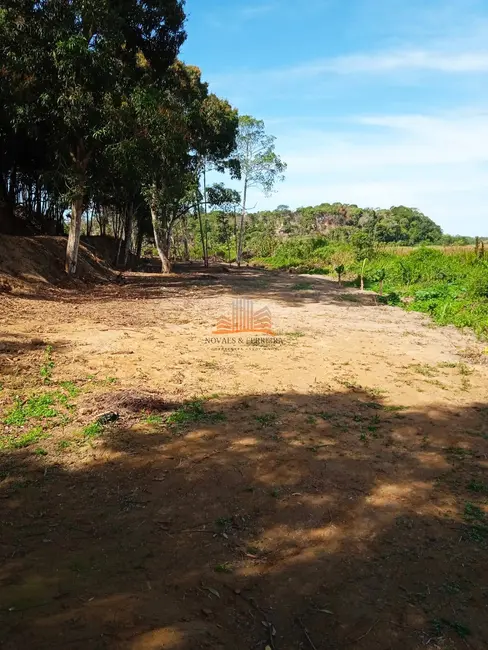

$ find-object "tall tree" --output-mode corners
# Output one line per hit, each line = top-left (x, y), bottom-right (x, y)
(1, 0), (186, 273)
(235, 116), (286, 266)
(133, 63), (239, 273)
(206, 183), (241, 263)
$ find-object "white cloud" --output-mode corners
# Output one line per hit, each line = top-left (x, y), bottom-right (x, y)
(211, 48), (488, 92)
(239, 3), (277, 19)
(202, 3), (488, 236)
(242, 110), (488, 235)
(301, 50), (488, 75)
(280, 112), (488, 172)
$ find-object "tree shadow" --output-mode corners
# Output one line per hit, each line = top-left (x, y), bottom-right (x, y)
(6, 266), (380, 310)
(0, 336), (67, 382)
(1, 389), (487, 649)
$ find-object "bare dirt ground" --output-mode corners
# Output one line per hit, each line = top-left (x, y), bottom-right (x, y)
(1, 267), (488, 650)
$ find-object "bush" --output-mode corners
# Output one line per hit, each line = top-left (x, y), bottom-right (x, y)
(256, 237), (488, 339)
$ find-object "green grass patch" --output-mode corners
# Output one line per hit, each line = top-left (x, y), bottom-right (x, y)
(409, 363), (438, 377)
(166, 399), (226, 429)
(59, 381), (81, 398)
(467, 479), (488, 494)
(431, 618), (471, 639)
(254, 413), (278, 427)
(4, 394), (58, 426)
(82, 422), (104, 439)
(464, 502), (485, 522)
(259, 240), (488, 339)
(0, 427), (47, 450)
(40, 345), (55, 384)
(214, 563), (233, 574)
(146, 414), (164, 425)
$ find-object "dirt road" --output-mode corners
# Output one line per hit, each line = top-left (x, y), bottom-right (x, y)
(1, 268), (488, 649)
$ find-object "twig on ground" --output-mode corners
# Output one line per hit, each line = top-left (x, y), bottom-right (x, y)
(296, 617), (318, 650)
(353, 619), (379, 643)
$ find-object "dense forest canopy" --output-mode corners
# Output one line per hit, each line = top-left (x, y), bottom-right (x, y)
(0, 0), (244, 273)
(246, 203), (445, 245)
(174, 201), (478, 266)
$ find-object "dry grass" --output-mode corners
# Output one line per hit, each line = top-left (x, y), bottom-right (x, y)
(383, 244), (485, 256)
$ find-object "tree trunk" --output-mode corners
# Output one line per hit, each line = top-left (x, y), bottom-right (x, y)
(182, 215), (190, 262)
(65, 140), (89, 275)
(0, 175), (14, 234)
(233, 209), (238, 265)
(122, 205), (134, 269)
(35, 183), (41, 217)
(203, 165), (209, 268)
(151, 204), (172, 274)
(196, 198), (207, 267)
(134, 225), (144, 269)
(8, 167), (16, 206)
(237, 179), (248, 267)
(65, 196), (84, 275)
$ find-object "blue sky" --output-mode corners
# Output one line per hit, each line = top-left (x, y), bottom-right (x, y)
(181, 0), (488, 235)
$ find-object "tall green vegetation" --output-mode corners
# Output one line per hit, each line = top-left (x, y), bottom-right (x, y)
(365, 248), (488, 337)
(0, 1), (242, 274)
(234, 116), (286, 266)
(240, 202), (445, 250)
(257, 238), (488, 339)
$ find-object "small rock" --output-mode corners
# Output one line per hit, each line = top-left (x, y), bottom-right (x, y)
(202, 608), (213, 617)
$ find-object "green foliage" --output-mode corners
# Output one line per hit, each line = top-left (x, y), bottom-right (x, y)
(335, 264), (345, 282)
(82, 422), (104, 439)
(351, 231), (375, 261)
(258, 237), (488, 338)
(257, 236), (334, 270)
(365, 248), (488, 337)
(467, 480), (488, 494)
(0, 1), (244, 279)
(236, 116), (287, 197)
(464, 502), (485, 522)
(166, 399), (226, 429)
(0, 0), (188, 267)
(59, 382), (80, 398)
(146, 414), (164, 426)
(0, 427), (46, 451)
(254, 413), (278, 427)
(40, 346), (55, 384)
(234, 116), (287, 265)
(4, 395), (58, 426)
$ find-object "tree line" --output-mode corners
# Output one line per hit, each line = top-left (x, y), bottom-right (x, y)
(175, 202), (481, 265)
(0, 1), (286, 273)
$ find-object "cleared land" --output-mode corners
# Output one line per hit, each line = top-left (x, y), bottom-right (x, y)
(1, 267), (488, 650)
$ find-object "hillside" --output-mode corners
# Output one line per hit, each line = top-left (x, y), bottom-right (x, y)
(0, 236), (115, 294)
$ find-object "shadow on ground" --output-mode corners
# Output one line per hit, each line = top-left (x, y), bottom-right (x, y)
(1, 388), (487, 649)
(4, 265), (379, 309)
